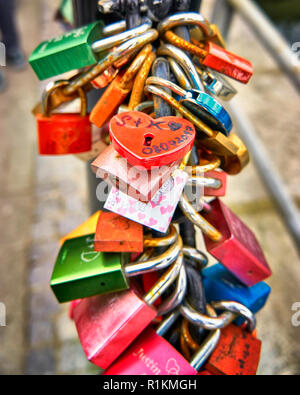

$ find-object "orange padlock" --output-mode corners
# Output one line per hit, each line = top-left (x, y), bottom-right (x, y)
(90, 44), (154, 128)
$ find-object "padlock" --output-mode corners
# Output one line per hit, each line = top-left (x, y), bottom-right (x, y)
(73, 252), (183, 369)
(91, 144), (181, 203)
(144, 82), (249, 175)
(202, 263), (271, 325)
(195, 65), (237, 101)
(200, 198), (272, 286)
(94, 211), (144, 252)
(90, 44), (155, 128)
(109, 111), (196, 169)
(157, 12), (226, 48)
(29, 18), (152, 80)
(205, 323), (262, 375)
(104, 154), (190, 234)
(186, 170), (227, 197)
(103, 306), (220, 375)
(179, 301), (261, 375)
(60, 210), (100, 245)
(146, 75), (233, 136)
(50, 227), (182, 303)
(35, 81), (92, 155)
(162, 29), (253, 83)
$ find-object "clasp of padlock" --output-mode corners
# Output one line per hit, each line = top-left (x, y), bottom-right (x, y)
(35, 80), (92, 155)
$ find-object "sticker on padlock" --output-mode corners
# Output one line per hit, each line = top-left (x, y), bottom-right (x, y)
(51, 225), (182, 303)
(94, 211), (144, 252)
(28, 18), (152, 80)
(109, 111), (196, 169)
(202, 263), (271, 326)
(91, 144), (181, 203)
(35, 81), (92, 155)
(201, 198), (272, 286)
(104, 170), (188, 233)
(73, 254), (183, 369)
(205, 324), (262, 375)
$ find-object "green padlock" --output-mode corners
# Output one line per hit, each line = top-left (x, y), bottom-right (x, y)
(29, 21), (105, 80)
(50, 234), (128, 303)
(50, 231), (181, 303)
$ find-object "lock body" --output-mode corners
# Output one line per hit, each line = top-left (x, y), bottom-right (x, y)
(50, 234), (128, 303)
(202, 199), (272, 286)
(29, 21), (105, 80)
(73, 290), (157, 369)
(202, 263), (271, 325)
(104, 327), (197, 375)
(205, 324), (262, 375)
(94, 211), (144, 252)
(36, 113), (92, 155)
(203, 42), (253, 84)
(91, 145), (180, 202)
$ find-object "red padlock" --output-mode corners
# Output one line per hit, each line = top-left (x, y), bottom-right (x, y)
(109, 111), (196, 169)
(201, 198), (272, 286)
(205, 324), (262, 375)
(73, 254), (182, 369)
(36, 81), (91, 155)
(164, 31), (253, 84)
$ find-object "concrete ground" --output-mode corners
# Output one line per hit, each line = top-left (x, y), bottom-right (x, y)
(0, 0), (299, 375)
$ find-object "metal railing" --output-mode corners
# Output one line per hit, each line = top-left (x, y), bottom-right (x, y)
(212, 0), (300, 254)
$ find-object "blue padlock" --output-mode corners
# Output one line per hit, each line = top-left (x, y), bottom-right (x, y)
(202, 263), (271, 326)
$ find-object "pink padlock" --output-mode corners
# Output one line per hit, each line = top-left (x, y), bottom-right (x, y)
(91, 145), (180, 202)
(73, 254), (183, 369)
(201, 198), (272, 286)
(204, 170), (227, 197)
(104, 312), (220, 375)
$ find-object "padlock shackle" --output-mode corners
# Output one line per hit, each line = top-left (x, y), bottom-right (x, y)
(144, 224), (177, 248)
(41, 80), (88, 117)
(144, 251), (184, 306)
(125, 233), (182, 277)
(62, 29), (159, 97)
(168, 57), (192, 91)
(180, 193), (222, 242)
(146, 76), (186, 98)
(180, 299), (256, 331)
(157, 264), (187, 316)
(211, 300), (257, 333)
(190, 328), (220, 371)
(186, 157), (221, 174)
(182, 246), (208, 269)
(134, 100), (154, 113)
(186, 176), (222, 190)
(157, 44), (203, 91)
(157, 12), (213, 38)
(92, 17), (152, 53)
(156, 310), (181, 337)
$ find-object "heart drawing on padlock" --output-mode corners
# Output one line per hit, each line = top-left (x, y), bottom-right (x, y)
(109, 111), (196, 169)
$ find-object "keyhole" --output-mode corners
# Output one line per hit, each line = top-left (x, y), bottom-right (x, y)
(143, 134), (154, 146)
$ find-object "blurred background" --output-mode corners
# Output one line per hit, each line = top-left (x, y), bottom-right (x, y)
(0, 0), (299, 375)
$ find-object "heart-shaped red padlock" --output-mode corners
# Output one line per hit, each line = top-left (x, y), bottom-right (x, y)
(109, 111), (196, 169)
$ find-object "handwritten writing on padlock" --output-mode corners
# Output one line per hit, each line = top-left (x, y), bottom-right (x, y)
(109, 111), (196, 169)
(104, 170), (188, 233)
